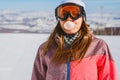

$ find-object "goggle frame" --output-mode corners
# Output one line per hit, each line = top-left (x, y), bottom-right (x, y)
(55, 3), (86, 21)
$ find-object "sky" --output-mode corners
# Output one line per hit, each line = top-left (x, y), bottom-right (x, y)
(0, 0), (120, 13)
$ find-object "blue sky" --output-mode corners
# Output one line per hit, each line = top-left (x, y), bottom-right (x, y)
(0, 0), (120, 13)
(0, 0), (59, 11)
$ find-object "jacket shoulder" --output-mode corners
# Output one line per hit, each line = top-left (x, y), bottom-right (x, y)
(85, 35), (110, 57)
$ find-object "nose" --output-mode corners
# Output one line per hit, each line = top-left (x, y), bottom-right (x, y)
(66, 16), (72, 21)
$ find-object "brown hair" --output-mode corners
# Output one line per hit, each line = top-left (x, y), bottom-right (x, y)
(42, 20), (92, 65)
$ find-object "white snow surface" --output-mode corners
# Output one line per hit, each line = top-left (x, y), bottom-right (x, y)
(0, 34), (119, 80)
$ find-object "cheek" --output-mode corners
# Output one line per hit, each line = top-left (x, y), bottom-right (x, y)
(76, 18), (83, 28)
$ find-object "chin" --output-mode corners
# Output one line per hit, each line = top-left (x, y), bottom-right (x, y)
(65, 31), (77, 34)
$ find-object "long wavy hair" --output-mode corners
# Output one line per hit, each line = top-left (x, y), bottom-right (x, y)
(42, 19), (92, 65)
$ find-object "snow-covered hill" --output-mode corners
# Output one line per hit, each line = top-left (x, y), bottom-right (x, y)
(0, 10), (56, 33)
(0, 10), (120, 33)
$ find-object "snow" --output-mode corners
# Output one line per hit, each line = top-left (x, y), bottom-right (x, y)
(0, 24), (30, 30)
(0, 10), (56, 33)
(0, 10), (119, 33)
(0, 33), (48, 80)
(0, 33), (119, 80)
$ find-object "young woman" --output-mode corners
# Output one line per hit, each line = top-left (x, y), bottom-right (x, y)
(31, 0), (118, 80)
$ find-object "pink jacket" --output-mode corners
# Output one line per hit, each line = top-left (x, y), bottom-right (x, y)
(31, 36), (118, 80)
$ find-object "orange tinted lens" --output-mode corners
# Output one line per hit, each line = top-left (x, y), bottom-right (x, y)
(57, 5), (81, 18)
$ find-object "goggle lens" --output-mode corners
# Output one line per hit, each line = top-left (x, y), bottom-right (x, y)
(56, 5), (82, 20)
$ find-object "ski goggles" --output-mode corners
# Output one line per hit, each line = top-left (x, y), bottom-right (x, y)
(55, 3), (86, 21)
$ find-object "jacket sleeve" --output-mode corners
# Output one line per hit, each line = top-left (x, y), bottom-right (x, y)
(97, 43), (119, 80)
(31, 46), (47, 80)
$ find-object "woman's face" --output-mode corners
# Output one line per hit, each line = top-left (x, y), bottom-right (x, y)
(60, 17), (83, 34)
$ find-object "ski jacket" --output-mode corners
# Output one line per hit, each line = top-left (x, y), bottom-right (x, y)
(31, 35), (118, 80)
